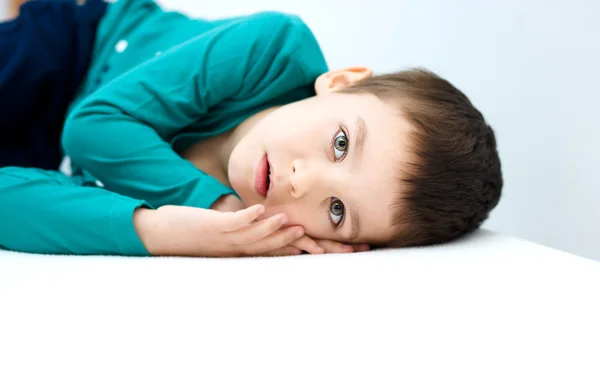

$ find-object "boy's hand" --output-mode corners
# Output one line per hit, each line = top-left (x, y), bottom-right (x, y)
(256, 237), (370, 256)
(210, 194), (246, 213)
(290, 237), (370, 255)
(133, 205), (304, 257)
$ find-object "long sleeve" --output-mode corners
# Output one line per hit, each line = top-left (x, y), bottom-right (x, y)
(62, 12), (319, 209)
(0, 167), (150, 256)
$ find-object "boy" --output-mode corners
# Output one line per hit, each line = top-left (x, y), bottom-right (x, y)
(0, 0), (503, 257)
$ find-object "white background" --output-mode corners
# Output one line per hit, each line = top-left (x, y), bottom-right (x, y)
(2, 0), (598, 260)
(156, 0), (600, 260)
(0, 0), (8, 20)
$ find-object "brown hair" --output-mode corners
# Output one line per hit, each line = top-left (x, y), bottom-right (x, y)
(340, 68), (503, 247)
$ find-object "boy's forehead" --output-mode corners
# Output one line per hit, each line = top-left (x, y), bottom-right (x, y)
(346, 156), (399, 242)
(347, 108), (412, 243)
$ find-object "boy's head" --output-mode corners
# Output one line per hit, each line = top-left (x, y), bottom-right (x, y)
(227, 67), (503, 247)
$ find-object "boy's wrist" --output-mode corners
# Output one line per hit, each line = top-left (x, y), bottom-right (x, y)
(133, 207), (163, 255)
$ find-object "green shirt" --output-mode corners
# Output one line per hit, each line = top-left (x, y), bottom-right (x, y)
(65, 0), (328, 207)
(0, 0), (328, 256)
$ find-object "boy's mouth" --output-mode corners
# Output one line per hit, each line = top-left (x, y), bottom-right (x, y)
(254, 153), (272, 198)
(266, 162), (271, 192)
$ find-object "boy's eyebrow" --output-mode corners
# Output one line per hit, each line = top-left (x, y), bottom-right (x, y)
(353, 116), (367, 164)
(348, 204), (362, 242)
(348, 116), (367, 241)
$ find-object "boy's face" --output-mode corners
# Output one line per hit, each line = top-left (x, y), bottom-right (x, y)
(227, 67), (413, 244)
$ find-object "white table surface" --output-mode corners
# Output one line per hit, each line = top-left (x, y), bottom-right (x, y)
(1, 229), (599, 380)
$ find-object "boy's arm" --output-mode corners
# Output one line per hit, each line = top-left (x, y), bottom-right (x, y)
(132, 204), (304, 257)
(0, 168), (149, 256)
(62, 12), (323, 209)
(0, 168), (302, 256)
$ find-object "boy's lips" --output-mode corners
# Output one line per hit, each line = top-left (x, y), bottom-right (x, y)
(254, 153), (269, 198)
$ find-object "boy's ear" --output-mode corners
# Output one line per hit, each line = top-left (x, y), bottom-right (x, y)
(314, 66), (373, 95)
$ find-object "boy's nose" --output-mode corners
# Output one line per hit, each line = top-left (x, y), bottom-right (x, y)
(289, 159), (317, 199)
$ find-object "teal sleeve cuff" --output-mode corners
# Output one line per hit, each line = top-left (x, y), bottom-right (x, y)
(110, 197), (153, 257)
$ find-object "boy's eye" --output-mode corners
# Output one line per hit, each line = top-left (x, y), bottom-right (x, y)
(329, 198), (344, 226)
(333, 130), (348, 160)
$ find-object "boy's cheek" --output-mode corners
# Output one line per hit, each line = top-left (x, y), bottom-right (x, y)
(258, 204), (307, 228)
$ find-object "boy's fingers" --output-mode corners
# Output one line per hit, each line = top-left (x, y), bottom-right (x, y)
(218, 204), (265, 232)
(353, 243), (371, 252)
(261, 246), (302, 257)
(291, 236), (325, 255)
(315, 239), (354, 254)
(243, 226), (304, 255)
(227, 213), (288, 245)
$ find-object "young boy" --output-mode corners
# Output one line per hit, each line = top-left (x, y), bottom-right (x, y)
(0, 0), (503, 257)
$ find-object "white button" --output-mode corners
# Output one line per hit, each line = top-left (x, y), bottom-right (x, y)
(95, 180), (105, 188)
(59, 156), (72, 177)
(115, 40), (128, 53)
(155, 51), (162, 56)
(76, 0), (86, 6)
